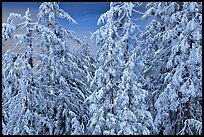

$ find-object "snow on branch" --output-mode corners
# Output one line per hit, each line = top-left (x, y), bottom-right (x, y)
(177, 119), (202, 135)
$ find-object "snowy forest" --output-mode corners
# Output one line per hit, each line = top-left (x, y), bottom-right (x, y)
(2, 2), (202, 135)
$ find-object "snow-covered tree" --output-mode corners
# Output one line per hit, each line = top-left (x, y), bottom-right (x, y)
(87, 2), (149, 135)
(141, 2), (202, 135)
(37, 2), (80, 44)
(2, 11), (20, 135)
(2, 2), (88, 135)
(92, 2), (137, 69)
(2, 13), (22, 48)
(2, 14), (23, 108)
(2, 11), (24, 135)
(115, 52), (153, 135)
(77, 38), (96, 86)
(2, 50), (20, 134)
(2, 9), (47, 135)
(34, 2), (87, 135)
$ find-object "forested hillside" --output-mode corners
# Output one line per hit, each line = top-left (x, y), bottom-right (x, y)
(2, 2), (202, 135)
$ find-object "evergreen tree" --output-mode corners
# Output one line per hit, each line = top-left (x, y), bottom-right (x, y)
(87, 2), (149, 135)
(115, 52), (153, 135)
(2, 9), (46, 135)
(77, 38), (96, 89)
(35, 2), (87, 134)
(2, 12), (22, 48)
(2, 50), (19, 134)
(142, 2), (202, 135)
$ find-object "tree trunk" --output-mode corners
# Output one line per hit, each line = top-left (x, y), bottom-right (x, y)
(179, 112), (183, 134)
(185, 99), (190, 120)
(194, 97), (198, 119)
(28, 57), (33, 68)
(174, 111), (178, 135)
(184, 98), (190, 134)
(169, 110), (172, 125)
